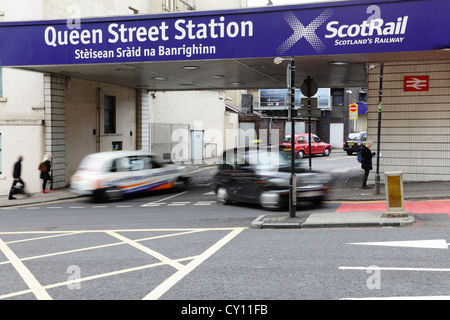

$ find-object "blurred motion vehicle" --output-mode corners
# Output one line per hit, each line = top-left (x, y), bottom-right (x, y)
(70, 150), (189, 201)
(280, 133), (331, 158)
(343, 131), (367, 155)
(214, 146), (332, 210)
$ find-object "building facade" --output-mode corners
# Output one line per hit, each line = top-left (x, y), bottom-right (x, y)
(368, 61), (450, 182)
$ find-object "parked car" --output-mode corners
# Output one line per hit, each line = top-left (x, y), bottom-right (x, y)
(70, 150), (190, 201)
(280, 133), (332, 158)
(343, 131), (367, 155)
(214, 146), (332, 210)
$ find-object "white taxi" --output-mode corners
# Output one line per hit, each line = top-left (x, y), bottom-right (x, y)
(70, 150), (190, 201)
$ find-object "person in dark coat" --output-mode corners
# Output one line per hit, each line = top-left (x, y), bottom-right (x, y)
(9, 156), (25, 200)
(40, 154), (52, 193)
(361, 140), (376, 189)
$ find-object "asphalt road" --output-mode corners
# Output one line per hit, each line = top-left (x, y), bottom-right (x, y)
(0, 153), (449, 304)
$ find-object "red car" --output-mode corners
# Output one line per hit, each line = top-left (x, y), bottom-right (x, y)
(280, 133), (332, 158)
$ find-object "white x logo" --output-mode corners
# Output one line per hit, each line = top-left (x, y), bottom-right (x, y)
(277, 8), (334, 55)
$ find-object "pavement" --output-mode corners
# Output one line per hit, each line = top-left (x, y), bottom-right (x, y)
(1, 160), (449, 229)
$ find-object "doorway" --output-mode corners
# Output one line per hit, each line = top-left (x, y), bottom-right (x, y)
(330, 123), (344, 149)
(191, 130), (204, 160)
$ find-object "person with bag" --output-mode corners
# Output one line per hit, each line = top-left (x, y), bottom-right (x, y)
(39, 154), (52, 193)
(361, 140), (376, 189)
(9, 156), (25, 200)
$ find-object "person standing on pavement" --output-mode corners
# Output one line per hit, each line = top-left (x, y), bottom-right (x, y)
(361, 140), (376, 189)
(8, 155), (25, 200)
(39, 154), (52, 193)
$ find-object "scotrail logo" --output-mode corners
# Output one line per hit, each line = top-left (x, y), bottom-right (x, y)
(277, 8), (334, 55)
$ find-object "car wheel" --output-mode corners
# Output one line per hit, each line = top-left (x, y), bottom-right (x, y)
(297, 150), (305, 159)
(346, 151), (353, 155)
(259, 191), (283, 210)
(176, 176), (191, 190)
(312, 198), (324, 207)
(323, 148), (331, 157)
(216, 187), (230, 205)
(96, 187), (123, 202)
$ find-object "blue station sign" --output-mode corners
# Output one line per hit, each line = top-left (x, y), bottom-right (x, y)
(0, 0), (449, 66)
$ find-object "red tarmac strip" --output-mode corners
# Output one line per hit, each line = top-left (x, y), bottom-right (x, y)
(337, 200), (450, 216)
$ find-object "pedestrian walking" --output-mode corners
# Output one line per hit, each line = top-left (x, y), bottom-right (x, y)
(39, 154), (52, 193)
(8, 155), (25, 200)
(361, 140), (376, 189)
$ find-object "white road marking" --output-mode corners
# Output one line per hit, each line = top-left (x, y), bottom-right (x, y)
(348, 239), (449, 249)
(339, 266), (450, 272)
(143, 227), (245, 300)
(197, 182), (213, 186)
(194, 201), (216, 206)
(0, 238), (52, 300)
(106, 231), (185, 270)
(5, 232), (81, 244)
(0, 256), (198, 300)
(141, 191), (187, 207)
(168, 202), (191, 206)
(0, 230), (205, 267)
(142, 203), (164, 207)
(0, 228), (244, 300)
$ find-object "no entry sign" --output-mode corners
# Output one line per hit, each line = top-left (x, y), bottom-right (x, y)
(349, 103), (358, 120)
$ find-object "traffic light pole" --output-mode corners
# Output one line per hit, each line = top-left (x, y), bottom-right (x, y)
(288, 56), (296, 218)
(306, 76), (313, 171)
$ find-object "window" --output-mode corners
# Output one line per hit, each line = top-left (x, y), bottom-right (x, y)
(112, 141), (122, 151)
(359, 88), (368, 102)
(331, 88), (344, 106)
(129, 157), (145, 171)
(104, 95), (116, 134)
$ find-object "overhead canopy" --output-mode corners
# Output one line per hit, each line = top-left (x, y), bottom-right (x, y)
(1, 0), (450, 90)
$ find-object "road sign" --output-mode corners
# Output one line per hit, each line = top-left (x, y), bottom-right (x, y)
(301, 77), (318, 97)
(349, 103), (358, 120)
(404, 76), (429, 91)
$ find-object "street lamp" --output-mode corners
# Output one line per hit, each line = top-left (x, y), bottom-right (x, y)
(274, 56), (296, 218)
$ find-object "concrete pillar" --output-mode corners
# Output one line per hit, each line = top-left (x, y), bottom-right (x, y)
(136, 89), (150, 151)
(44, 74), (66, 189)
